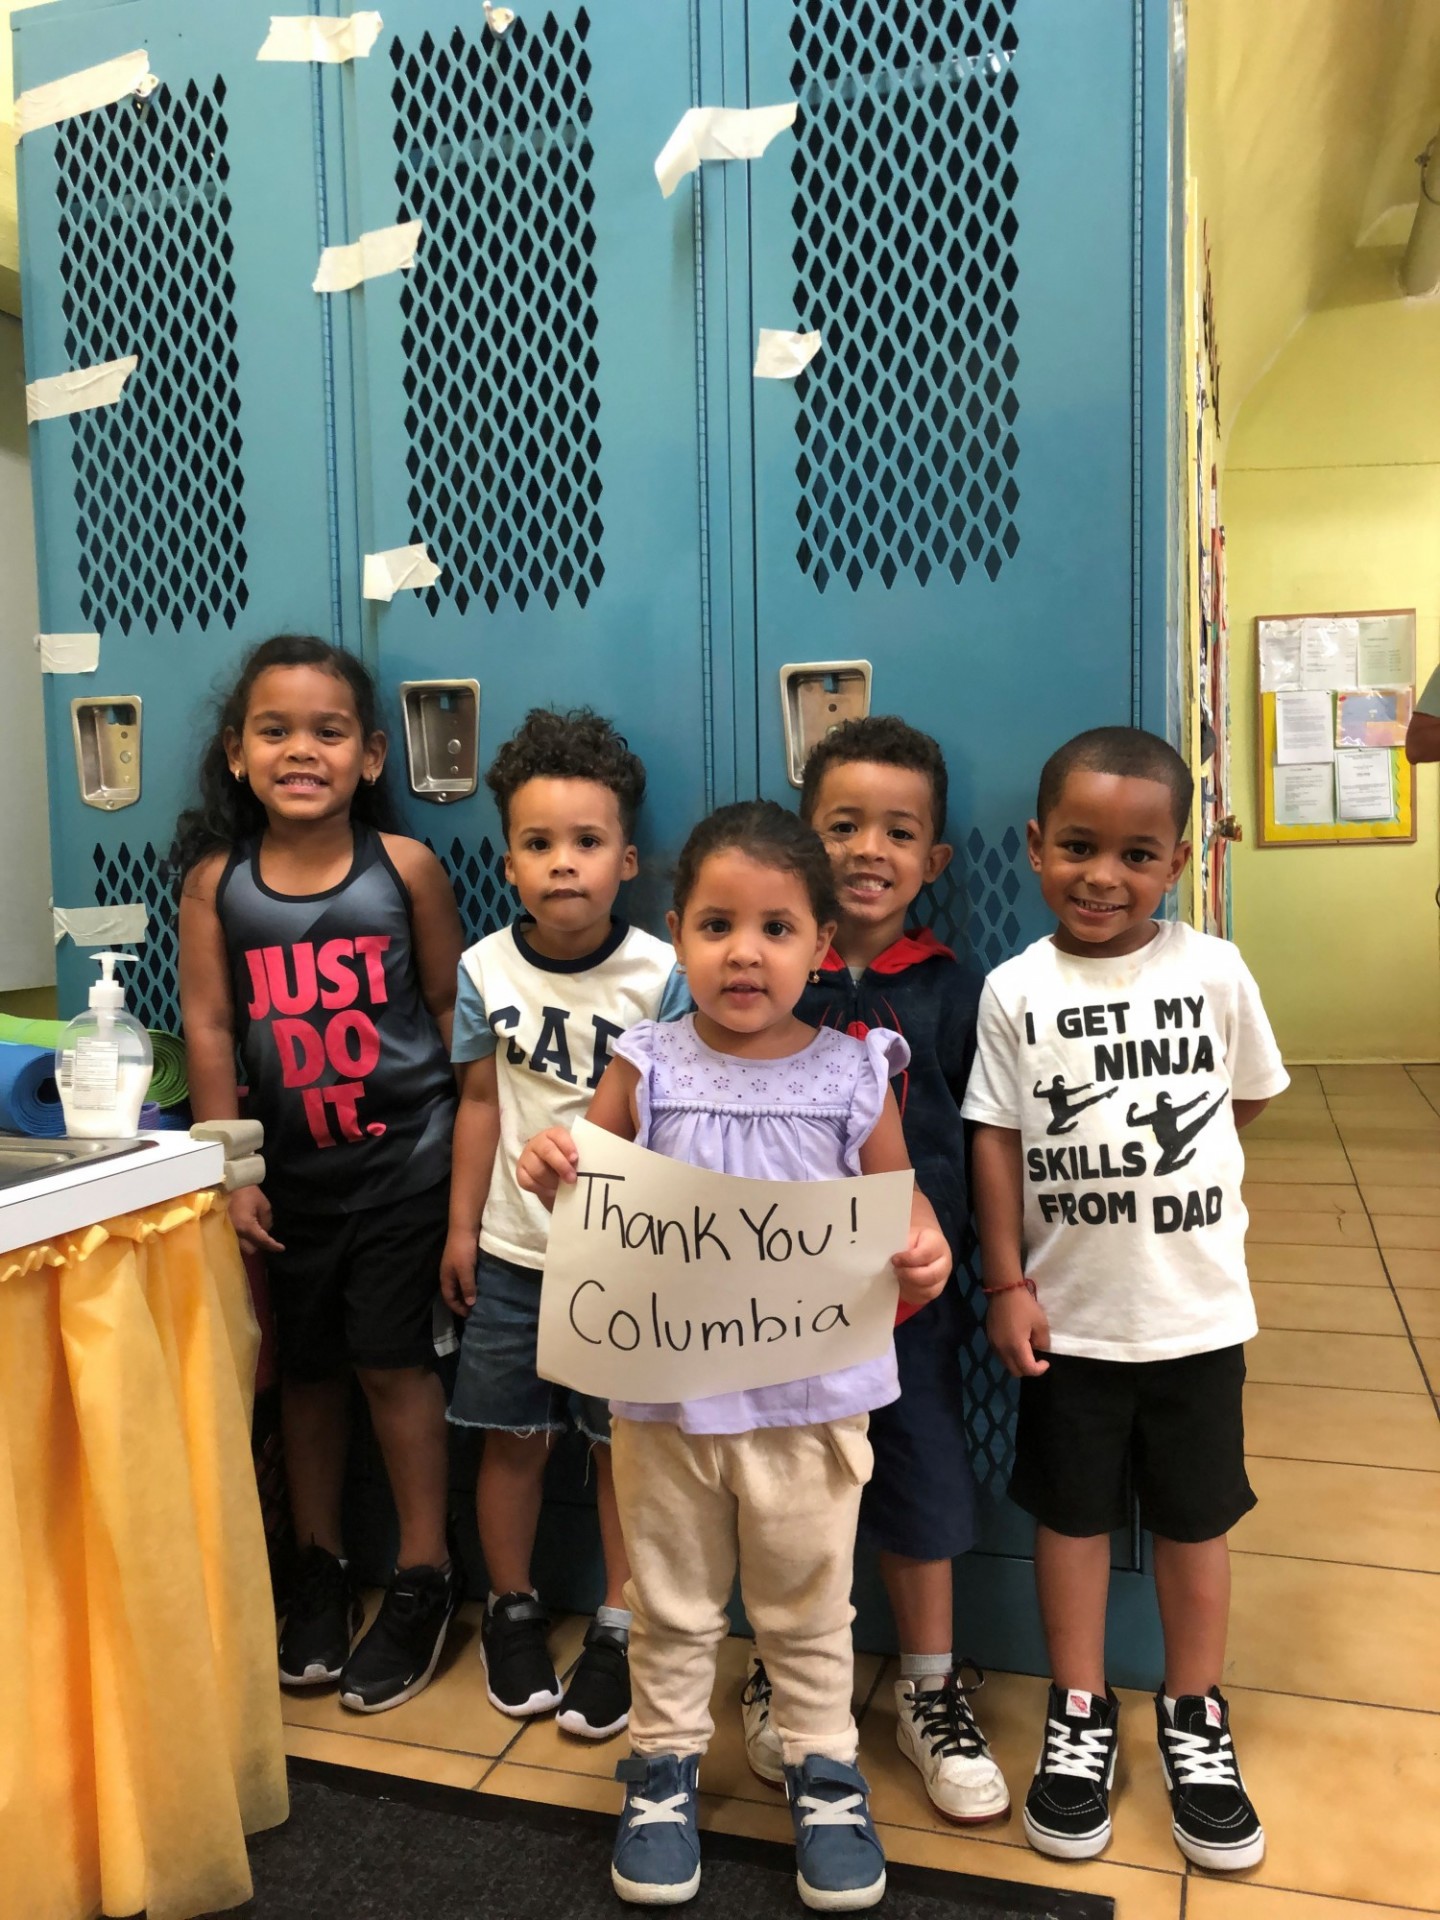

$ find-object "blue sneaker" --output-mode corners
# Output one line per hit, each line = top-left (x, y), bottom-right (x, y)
(784, 1756), (887, 1911)
(611, 1753), (702, 1905)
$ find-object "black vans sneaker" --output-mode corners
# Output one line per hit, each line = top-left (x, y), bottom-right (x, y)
(1023, 1684), (1120, 1860)
(278, 1545), (362, 1688)
(481, 1591), (564, 1717)
(557, 1618), (631, 1739)
(1156, 1688), (1265, 1870)
(338, 1563), (457, 1712)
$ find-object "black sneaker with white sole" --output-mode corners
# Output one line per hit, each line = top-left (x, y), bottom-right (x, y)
(338, 1563), (457, 1712)
(481, 1591), (563, 1717)
(1156, 1688), (1265, 1871)
(1023, 1684), (1120, 1860)
(278, 1545), (363, 1688)
(557, 1618), (631, 1739)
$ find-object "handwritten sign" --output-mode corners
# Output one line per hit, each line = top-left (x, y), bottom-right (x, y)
(536, 1120), (913, 1402)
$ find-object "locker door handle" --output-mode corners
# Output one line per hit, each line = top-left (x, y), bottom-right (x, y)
(399, 680), (481, 803)
(71, 698), (142, 811)
(779, 661), (872, 787)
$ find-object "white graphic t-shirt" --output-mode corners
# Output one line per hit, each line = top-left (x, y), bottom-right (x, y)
(962, 921), (1289, 1362)
(453, 919), (687, 1268)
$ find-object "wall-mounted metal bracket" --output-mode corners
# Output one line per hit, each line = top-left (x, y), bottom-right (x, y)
(779, 660), (872, 787)
(399, 680), (481, 804)
(71, 697), (141, 811)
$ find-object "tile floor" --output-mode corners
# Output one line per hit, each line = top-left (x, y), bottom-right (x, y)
(280, 1065), (1440, 1917)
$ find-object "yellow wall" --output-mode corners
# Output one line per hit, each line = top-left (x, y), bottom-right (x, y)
(1225, 248), (1440, 1061)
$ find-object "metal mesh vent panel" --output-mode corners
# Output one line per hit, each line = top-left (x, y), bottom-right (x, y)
(429, 836), (518, 945)
(919, 823), (1024, 967)
(92, 842), (180, 1033)
(57, 82), (246, 635)
(789, 1), (1019, 592)
(391, 18), (602, 616)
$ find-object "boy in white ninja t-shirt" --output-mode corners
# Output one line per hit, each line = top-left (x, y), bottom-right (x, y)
(963, 727), (1288, 1876)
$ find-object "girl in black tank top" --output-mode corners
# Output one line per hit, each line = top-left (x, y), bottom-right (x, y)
(175, 636), (463, 1711)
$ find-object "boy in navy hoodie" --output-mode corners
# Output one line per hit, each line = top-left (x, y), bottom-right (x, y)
(736, 716), (1009, 1825)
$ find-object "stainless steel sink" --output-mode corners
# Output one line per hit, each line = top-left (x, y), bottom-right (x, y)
(0, 1134), (157, 1192)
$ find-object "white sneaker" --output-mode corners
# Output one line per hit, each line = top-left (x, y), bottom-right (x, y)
(740, 1653), (785, 1785)
(895, 1667), (1010, 1823)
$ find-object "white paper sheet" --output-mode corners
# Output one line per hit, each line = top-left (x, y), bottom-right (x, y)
(14, 50), (156, 138)
(1299, 620), (1359, 692)
(1274, 692), (1334, 765)
(362, 543), (441, 601)
(53, 904), (147, 948)
(753, 328), (822, 380)
(37, 633), (100, 674)
(26, 356), (139, 424)
(654, 103), (798, 199)
(313, 221), (422, 293)
(536, 1120), (911, 1402)
(1272, 764), (1335, 828)
(1335, 750), (1396, 823)
(257, 13), (384, 62)
(1258, 622), (1302, 693)
(1355, 617), (1415, 689)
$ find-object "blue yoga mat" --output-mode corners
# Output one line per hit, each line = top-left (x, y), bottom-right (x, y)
(0, 1041), (65, 1138)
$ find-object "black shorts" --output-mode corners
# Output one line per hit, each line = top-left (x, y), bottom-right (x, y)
(1009, 1344), (1255, 1543)
(857, 1277), (978, 1561)
(266, 1179), (451, 1380)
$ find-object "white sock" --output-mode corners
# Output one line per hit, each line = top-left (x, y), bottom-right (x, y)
(900, 1653), (951, 1690)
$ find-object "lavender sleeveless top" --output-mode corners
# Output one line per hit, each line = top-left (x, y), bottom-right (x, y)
(610, 1015), (908, 1435)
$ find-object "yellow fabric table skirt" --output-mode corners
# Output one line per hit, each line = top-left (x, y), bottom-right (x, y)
(0, 1190), (288, 1920)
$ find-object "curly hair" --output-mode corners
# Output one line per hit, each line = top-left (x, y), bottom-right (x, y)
(799, 714), (949, 839)
(1036, 726), (1193, 835)
(672, 801), (838, 926)
(170, 635), (396, 879)
(485, 707), (647, 839)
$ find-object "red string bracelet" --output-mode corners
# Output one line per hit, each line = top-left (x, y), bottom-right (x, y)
(982, 1278), (1037, 1298)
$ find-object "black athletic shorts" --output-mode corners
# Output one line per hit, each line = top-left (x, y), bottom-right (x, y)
(266, 1178), (451, 1380)
(1008, 1344), (1255, 1543)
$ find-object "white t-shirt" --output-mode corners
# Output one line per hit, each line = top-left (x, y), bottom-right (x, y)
(962, 920), (1289, 1362)
(453, 919), (687, 1267)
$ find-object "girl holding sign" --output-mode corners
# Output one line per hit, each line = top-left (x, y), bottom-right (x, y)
(520, 801), (950, 1912)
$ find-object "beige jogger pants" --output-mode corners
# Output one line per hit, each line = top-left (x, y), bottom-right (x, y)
(610, 1413), (873, 1767)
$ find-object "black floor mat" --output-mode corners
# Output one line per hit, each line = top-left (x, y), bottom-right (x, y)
(211, 1762), (1113, 1920)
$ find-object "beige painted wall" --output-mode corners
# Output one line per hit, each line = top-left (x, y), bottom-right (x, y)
(1226, 249), (1440, 1061)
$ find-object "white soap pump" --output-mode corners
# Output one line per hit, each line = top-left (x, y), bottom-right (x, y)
(55, 951), (155, 1139)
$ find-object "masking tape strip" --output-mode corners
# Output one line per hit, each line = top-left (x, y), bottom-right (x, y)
(257, 13), (384, 63)
(655, 103), (797, 199)
(14, 51), (156, 138)
(53, 904), (148, 948)
(26, 356), (139, 424)
(362, 543), (442, 602)
(37, 633), (101, 673)
(482, 3), (516, 34)
(754, 328), (823, 380)
(313, 220), (422, 293)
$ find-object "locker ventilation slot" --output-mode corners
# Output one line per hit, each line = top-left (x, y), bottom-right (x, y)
(428, 836), (519, 944)
(91, 841), (180, 1033)
(789, 1), (1020, 593)
(391, 17), (603, 617)
(919, 823), (1024, 969)
(57, 81), (246, 636)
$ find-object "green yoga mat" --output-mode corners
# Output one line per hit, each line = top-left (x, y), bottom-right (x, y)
(0, 1015), (190, 1107)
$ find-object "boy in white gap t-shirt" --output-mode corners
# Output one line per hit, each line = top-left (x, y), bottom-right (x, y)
(962, 727), (1288, 1876)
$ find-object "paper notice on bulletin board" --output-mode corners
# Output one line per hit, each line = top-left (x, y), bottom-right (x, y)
(1273, 764), (1335, 827)
(1275, 692), (1334, 764)
(1258, 623), (1303, 693)
(1336, 689), (1412, 751)
(1355, 618), (1414, 688)
(1336, 751), (1397, 823)
(1299, 621), (1358, 692)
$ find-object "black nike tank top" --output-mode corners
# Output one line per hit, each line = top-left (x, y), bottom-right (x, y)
(215, 824), (455, 1214)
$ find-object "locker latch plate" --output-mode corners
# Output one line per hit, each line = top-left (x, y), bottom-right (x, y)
(71, 697), (142, 811)
(779, 661), (872, 788)
(399, 680), (481, 804)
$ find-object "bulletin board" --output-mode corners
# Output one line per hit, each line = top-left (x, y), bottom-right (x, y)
(1256, 610), (1416, 848)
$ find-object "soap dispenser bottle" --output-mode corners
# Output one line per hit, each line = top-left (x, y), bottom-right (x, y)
(55, 951), (154, 1139)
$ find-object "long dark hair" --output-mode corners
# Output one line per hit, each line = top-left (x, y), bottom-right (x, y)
(170, 635), (398, 878)
(672, 801), (838, 926)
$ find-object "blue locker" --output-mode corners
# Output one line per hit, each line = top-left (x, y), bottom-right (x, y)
(16, 0), (337, 1030)
(17, 0), (1175, 1683)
